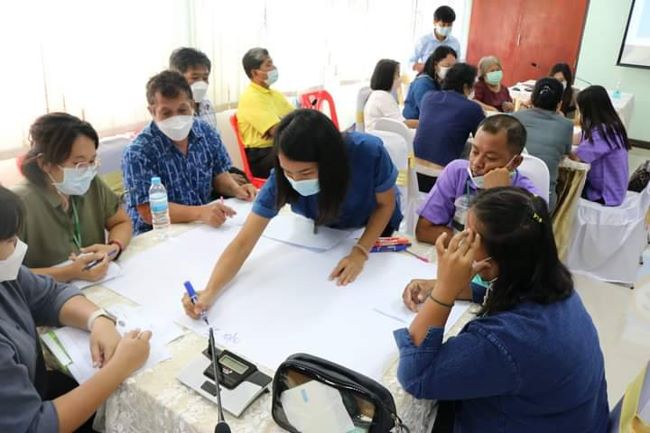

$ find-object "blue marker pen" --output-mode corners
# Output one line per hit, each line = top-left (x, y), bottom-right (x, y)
(184, 281), (210, 326)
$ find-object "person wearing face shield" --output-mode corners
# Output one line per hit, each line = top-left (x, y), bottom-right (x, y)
(12, 113), (132, 283)
(122, 70), (257, 235)
(409, 6), (461, 74)
(169, 47), (251, 187)
(0, 186), (152, 433)
(236, 47), (295, 179)
(415, 115), (542, 247)
(396, 188), (608, 433)
(182, 109), (403, 320)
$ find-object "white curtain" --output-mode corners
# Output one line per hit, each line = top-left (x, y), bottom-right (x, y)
(0, 0), (470, 155)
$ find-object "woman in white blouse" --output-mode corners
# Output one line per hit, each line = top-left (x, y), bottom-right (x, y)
(364, 59), (417, 131)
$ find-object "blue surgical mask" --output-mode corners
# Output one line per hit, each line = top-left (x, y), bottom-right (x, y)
(287, 176), (320, 196)
(265, 68), (279, 86)
(435, 25), (452, 38)
(485, 70), (503, 85)
(51, 165), (98, 196)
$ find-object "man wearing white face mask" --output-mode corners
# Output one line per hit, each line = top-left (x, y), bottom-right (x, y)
(415, 115), (541, 246)
(237, 47), (295, 179)
(169, 47), (251, 186)
(13, 113), (132, 283)
(410, 6), (461, 74)
(122, 71), (256, 234)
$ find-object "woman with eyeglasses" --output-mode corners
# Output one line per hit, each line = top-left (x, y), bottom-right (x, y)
(12, 113), (132, 283)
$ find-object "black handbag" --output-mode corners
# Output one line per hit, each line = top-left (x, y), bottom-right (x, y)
(271, 353), (408, 433)
(628, 160), (650, 192)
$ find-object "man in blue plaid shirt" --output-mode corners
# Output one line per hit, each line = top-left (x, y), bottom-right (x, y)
(122, 70), (256, 234)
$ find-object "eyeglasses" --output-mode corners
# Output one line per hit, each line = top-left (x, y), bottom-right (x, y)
(59, 159), (100, 172)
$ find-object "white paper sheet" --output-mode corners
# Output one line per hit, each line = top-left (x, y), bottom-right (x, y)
(370, 297), (471, 335)
(281, 381), (355, 433)
(41, 332), (72, 366)
(105, 225), (436, 380)
(263, 213), (355, 251)
(56, 260), (123, 290)
(47, 304), (182, 383)
(219, 198), (254, 226)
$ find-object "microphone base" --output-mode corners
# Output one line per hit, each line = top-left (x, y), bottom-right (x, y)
(215, 421), (231, 433)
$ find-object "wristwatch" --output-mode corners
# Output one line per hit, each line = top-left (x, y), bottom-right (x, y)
(87, 308), (117, 331)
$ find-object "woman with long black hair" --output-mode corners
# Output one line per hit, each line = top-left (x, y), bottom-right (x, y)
(397, 187), (608, 432)
(550, 62), (578, 118)
(573, 85), (630, 206)
(183, 109), (402, 317)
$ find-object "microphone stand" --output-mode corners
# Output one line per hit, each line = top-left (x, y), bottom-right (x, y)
(209, 328), (231, 433)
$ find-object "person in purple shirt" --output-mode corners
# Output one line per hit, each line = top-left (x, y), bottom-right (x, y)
(396, 187), (609, 433)
(416, 114), (540, 245)
(573, 85), (630, 206)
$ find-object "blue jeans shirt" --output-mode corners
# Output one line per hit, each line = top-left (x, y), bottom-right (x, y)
(394, 290), (609, 433)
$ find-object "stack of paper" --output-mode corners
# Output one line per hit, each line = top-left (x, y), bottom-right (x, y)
(41, 304), (184, 383)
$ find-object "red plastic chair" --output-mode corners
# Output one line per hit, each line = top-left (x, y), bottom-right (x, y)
(299, 90), (340, 130)
(229, 114), (267, 189)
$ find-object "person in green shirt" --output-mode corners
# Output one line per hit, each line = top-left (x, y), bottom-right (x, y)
(13, 113), (133, 283)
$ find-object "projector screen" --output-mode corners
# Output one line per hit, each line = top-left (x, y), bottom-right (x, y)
(618, 0), (650, 68)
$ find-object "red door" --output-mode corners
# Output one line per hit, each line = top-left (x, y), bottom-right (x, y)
(467, 0), (589, 86)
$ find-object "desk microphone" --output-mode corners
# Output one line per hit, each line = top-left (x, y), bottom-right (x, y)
(209, 328), (231, 433)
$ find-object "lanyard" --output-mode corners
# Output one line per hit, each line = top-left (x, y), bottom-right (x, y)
(70, 198), (82, 251)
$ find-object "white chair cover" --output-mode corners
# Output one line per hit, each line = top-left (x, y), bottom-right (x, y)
(366, 130), (408, 218)
(566, 185), (650, 285)
(518, 153), (551, 204)
(98, 135), (132, 175)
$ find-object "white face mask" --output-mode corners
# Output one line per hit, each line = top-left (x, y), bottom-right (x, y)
(435, 25), (452, 38)
(190, 81), (209, 102)
(51, 165), (97, 196)
(286, 175), (320, 196)
(0, 239), (27, 282)
(156, 115), (194, 142)
(438, 66), (451, 80)
(467, 156), (517, 189)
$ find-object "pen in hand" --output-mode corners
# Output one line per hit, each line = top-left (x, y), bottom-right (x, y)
(184, 281), (210, 326)
(82, 249), (118, 271)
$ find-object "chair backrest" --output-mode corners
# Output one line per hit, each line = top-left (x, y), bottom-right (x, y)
(299, 90), (339, 130)
(229, 114), (267, 189)
(518, 154), (551, 204)
(97, 134), (132, 197)
(355, 86), (372, 132)
(372, 118), (414, 153)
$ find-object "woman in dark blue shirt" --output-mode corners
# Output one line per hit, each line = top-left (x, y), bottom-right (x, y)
(396, 187), (608, 433)
(183, 109), (402, 318)
(403, 46), (457, 120)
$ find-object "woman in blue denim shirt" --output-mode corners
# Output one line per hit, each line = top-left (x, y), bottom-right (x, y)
(395, 187), (609, 433)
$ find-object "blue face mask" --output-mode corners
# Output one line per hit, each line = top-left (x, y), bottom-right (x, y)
(265, 68), (279, 86)
(287, 176), (320, 196)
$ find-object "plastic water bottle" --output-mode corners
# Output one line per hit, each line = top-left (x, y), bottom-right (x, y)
(613, 80), (622, 99)
(149, 177), (170, 238)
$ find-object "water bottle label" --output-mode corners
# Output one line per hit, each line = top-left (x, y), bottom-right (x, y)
(151, 202), (168, 213)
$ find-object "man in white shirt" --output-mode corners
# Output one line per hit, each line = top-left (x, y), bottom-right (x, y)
(410, 6), (461, 73)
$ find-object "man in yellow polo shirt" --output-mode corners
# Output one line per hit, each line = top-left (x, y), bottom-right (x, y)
(237, 47), (294, 178)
